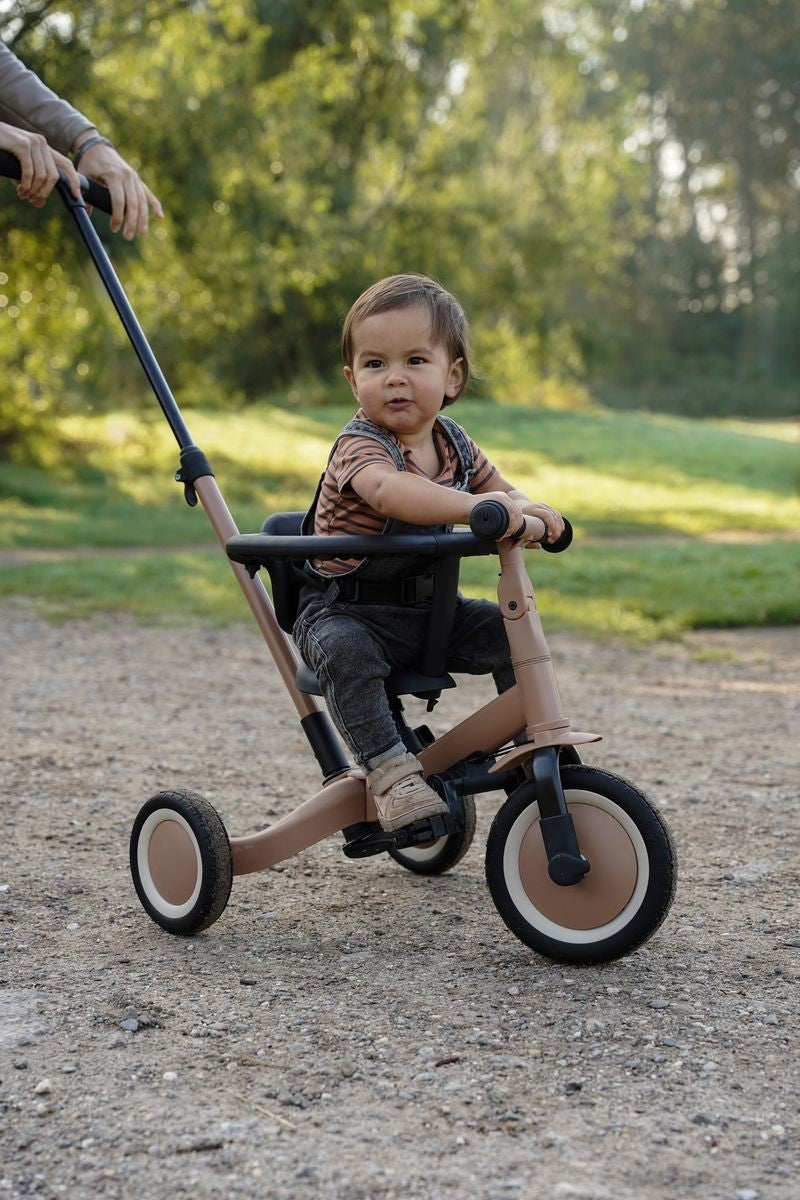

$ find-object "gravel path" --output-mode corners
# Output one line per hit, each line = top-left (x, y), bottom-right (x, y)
(1, 603), (798, 1199)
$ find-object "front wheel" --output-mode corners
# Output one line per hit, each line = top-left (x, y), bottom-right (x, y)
(485, 765), (676, 963)
(130, 790), (232, 935)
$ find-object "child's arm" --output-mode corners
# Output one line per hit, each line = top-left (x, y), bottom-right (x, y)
(475, 472), (565, 545)
(350, 462), (525, 532)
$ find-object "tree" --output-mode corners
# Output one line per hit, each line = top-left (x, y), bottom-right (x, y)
(588, 0), (800, 385)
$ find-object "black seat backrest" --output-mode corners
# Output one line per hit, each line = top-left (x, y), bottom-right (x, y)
(260, 511), (461, 681)
(260, 511), (305, 633)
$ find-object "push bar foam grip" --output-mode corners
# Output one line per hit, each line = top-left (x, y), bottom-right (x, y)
(0, 148), (112, 214)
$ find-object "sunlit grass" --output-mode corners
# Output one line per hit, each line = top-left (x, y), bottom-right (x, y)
(461, 540), (800, 639)
(2, 539), (796, 639)
(1, 400), (798, 638)
(0, 553), (239, 624)
(4, 401), (797, 544)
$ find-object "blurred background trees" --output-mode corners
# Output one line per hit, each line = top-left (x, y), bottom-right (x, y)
(1, 0), (798, 458)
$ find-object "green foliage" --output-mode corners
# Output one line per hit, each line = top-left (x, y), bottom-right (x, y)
(595, 379), (799, 421)
(589, 0), (800, 387)
(1, 0), (798, 457)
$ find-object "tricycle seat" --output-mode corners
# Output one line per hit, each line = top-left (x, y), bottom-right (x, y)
(294, 660), (456, 701)
(246, 512), (458, 702)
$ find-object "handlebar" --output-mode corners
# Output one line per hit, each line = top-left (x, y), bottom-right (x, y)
(227, 530), (493, 567)
(0, 148), (112, 215)
(227, 511), (573, 570)
(469, 499), (573, 553)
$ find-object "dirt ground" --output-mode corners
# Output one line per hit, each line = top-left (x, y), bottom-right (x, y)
(1, 602), (798, 1200)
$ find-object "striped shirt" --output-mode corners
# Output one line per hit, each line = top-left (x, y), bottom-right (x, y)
(313, 412), (497, 575)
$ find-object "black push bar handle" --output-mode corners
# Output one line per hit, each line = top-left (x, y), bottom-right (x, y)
(0, 147), (194, 450)
(0, 148), (112, 214)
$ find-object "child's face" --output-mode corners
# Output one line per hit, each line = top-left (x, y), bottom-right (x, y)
(343, 305), (464, 443)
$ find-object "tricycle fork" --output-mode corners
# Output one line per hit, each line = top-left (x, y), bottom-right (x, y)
(529, 745), (590, 885)
(492, 535), (597, 885)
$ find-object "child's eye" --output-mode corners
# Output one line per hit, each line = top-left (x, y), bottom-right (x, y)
(364, 359), (383, 369)
(408, 356), (427, 365)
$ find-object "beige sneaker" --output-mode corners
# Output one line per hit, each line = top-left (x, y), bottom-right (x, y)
(367, 751), (449, 832)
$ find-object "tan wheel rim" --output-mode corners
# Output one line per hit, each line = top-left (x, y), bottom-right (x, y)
(504, 791), (646, 942)
(137, 810), (202, 917)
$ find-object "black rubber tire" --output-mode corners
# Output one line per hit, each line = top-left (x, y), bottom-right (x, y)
(130, 790), (233, 935)
(485, 765), (676, 964)
(389, 794), (477, 875)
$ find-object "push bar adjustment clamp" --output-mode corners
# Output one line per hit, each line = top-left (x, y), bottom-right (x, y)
(175, 445), (214, 507)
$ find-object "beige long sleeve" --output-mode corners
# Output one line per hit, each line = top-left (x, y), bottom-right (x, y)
(0, 41), (93, 153)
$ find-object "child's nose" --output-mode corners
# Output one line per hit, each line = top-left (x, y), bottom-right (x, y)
(386, 364), (408, 384)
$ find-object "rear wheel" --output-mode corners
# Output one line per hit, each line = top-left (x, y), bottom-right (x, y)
(485, 765), (676, 963)
(389, 794), (477, 875)
(130, 790), (232, 934)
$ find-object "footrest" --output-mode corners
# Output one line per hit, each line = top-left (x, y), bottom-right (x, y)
(341, 812), (459, 859)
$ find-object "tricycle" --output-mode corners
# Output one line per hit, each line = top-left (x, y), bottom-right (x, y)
(0, 151), (676, 963)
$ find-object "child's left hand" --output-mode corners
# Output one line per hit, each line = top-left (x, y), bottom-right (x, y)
(522, 502), (565, 548)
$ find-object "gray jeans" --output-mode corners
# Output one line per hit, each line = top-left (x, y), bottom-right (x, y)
(293, 585), (514, 770)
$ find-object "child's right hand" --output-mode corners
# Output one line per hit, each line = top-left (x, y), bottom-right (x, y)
(472, 491), (528, 539)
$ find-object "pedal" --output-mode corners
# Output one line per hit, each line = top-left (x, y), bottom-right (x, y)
(392, 812), (458, 848)
(341, 822), (394, 859)
(341, 812), (459, 859)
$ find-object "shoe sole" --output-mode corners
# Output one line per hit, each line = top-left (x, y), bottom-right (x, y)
(378, 801), (450, 833)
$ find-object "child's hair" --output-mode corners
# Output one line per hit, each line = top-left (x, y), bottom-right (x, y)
(341, 274), (471, 404)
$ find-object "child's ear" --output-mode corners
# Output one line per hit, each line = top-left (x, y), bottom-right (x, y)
(445, 357), (465, 399)
(343, 365), (358, 399)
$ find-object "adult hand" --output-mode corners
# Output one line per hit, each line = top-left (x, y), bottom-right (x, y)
(75, 138), (163, 238)
(0, 120), (81, 205)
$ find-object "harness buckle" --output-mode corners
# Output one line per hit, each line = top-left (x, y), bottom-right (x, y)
(400, 574), (434, 603)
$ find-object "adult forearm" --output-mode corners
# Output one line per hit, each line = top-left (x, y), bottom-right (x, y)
(0, 43), (93, 154)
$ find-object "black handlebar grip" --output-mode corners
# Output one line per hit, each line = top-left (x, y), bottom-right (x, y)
(470, 500), (573, 551)
(75, 172), (113, 215)
(540, 517), (573, 553)
(469, 499), (511, 540)
(0, 149), (113, 215)
(0, 148), (22, 180)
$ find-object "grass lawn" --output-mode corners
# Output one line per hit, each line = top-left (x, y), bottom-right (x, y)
(1, 400), (797, 639)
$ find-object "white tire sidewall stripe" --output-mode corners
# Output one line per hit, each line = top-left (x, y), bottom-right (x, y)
(136, 809), (203, 919)
(393, 837), (448, 864)
(502, 789), (650, 945)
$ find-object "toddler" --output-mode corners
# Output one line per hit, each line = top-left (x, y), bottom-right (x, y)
(293, 274), (563, 832)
